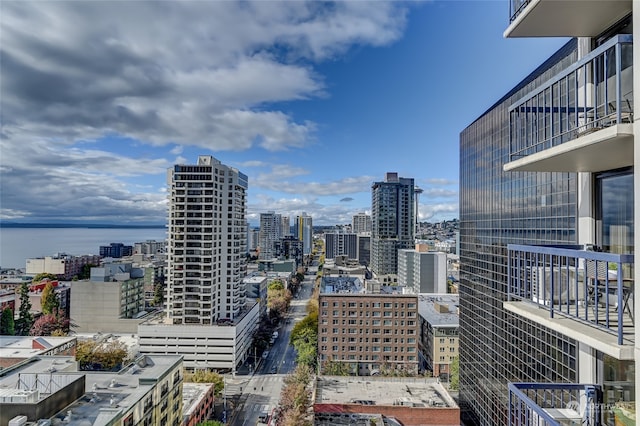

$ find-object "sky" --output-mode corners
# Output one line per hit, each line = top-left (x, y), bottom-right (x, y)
(0, 1), (569, 227)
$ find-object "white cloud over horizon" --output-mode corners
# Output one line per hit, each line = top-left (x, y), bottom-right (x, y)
(0, 1), (459, 226)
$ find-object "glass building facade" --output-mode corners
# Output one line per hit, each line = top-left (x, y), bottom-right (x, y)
(459, 39), (583, 425)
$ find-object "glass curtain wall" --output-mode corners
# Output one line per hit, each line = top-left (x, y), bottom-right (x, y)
(459, 39), (581, 425)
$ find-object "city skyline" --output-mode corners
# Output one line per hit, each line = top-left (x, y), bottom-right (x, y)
(0, 1), (568, 226)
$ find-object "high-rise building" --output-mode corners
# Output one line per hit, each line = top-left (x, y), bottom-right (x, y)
(259, 211), (282, 260)
(281, 215), (291, 236)
(357, 234), (371, 266)
(295, 212), (313, 255)
(247, 227), (260, 252)
(274, 235), (304, 267)
(352, 212), (372, 234)
(166, 155), (248, 324)
(397, 248), (447, 294)
(370, 173), (415, 276)
(325, 232), (358, 259)
(139, 156), (258, 372)
(460, 7), (636, 425)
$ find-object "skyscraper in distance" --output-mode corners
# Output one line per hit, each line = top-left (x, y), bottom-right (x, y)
(370, 172), (415, 277)
(352, 212), (372, 234)
(295, 212), (313, 255)
(259, 211), (282, 260)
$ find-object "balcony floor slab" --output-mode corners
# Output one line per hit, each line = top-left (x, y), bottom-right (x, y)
(504, 300), (634, 360)
(505, 0), (631, 38)
(504, 124), (633, 173)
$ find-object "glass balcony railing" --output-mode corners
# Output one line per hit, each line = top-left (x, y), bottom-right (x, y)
(507, 244), (634, 345)
(508, 382), (602, 426)
(509, 35), (633, 161)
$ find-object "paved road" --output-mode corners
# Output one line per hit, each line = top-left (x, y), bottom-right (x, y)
(228, 273), (315, 426)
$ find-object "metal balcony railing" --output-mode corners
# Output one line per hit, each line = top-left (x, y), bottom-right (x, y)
(509, 0), (531, 22)
(508, 382), (602, 426)
(507, 244), (634, 345)
(509, 35), (633, 161)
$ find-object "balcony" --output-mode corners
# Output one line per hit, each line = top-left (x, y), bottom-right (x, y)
(508, 383), (602, 426)
(507, 244), (634, 349)
(505, 35), (633, 173)
(506, 0), (630, 38)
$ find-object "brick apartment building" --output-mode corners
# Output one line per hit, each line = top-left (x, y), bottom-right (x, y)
(318, 276), (419, 375)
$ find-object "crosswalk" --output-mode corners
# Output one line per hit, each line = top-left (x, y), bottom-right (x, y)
(224, 375), (283, 396)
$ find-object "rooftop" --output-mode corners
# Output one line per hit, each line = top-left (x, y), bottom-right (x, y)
(182, 382), (214, 418)
(418, 294), (459, 328)
(321, 276), (364, 294)
(0, 355), (182, 426)
(0, 336), (76, 360)
(315, 376), (457, 408)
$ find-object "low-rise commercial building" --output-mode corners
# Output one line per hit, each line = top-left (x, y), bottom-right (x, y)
(314, 376), (459, 426)
(0, 336), (77, 369)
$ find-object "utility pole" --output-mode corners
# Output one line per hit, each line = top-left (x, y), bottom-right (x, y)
(223, 376), (227, 424)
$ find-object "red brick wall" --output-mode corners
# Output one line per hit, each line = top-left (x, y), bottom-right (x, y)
(314, 403), (460, 426)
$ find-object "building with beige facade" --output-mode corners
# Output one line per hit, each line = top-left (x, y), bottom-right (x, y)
(25, 254), (101, 280)
(70, 263), (147, 333)
(1, 354), (183, 426)
(417, 294), (459, 379)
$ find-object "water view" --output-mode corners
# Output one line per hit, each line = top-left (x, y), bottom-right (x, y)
(0, 227), (166, 269)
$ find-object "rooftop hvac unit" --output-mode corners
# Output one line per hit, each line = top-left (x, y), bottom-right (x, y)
(8, 416), (28, 426)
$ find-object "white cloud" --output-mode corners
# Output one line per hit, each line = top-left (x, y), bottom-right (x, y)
(0, 1), (409, 223)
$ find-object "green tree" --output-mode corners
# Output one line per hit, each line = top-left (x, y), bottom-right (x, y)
(278, 364), (313, 426)
(322, 360), (351, 376)
(17, 282), (33, 335)
(40, 282), (60, 315)
(153, 282), (165, 306)
(76, 339), (129, 371)
(32, 273), (58, 282)
(267, 280), (291, 320)
(184, 370), (225, 396)
(0, 307), (15, 335)
(78, 264), (97, 280)
(449, 356), (459, 390)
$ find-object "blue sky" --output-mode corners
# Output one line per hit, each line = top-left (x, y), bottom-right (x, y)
(0, 1), (568, 226)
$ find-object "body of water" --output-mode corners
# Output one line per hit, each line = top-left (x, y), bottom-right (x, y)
(0, 227), (167, 269)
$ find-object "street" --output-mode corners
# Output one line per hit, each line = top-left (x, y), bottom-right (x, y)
(227, 270), (315, 426)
